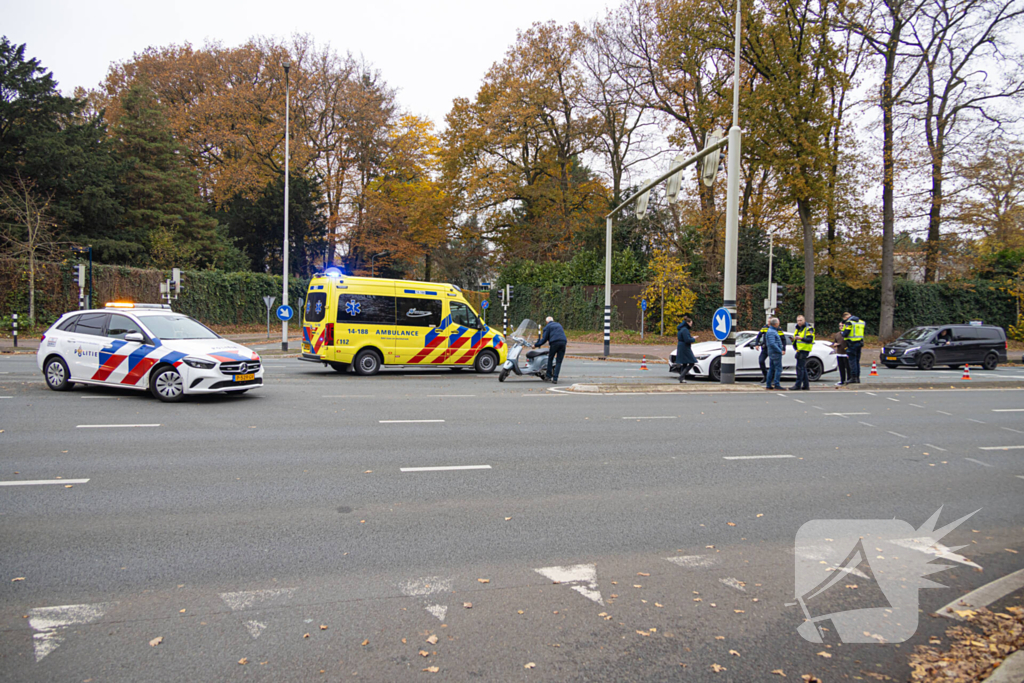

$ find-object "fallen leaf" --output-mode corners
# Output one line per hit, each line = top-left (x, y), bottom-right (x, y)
(179, 609), (186, 613)
(636, 630), (650, 636)
(463, 602), (472, 609)
(320, 625), (328, 630)
(694, 598), (702, 602)
(727, 522), (736, 526)
(757, 513), (764, 518)
(715, 636), (725, 640)
(518, 610), (524, 614)
(524, 662), (536, 669)
(361, 639), (369, 646)
(633, 584), (642, 588)
(364, 470), (372, 473)
(11, 577), (24, 582)
(426, 635), (438, 645)
(303, 633), (310, 639)
(729, 650), (740, 657)
(655, 602), (664, 607)
(734, 610), (745, 614)
(710, 603), (716, 607)
(816, 651), (832, 658)
(149, 636), (163, 647)
(64, 485), (73, 488)
(772, 670), (786, 677)
(711, 663), (727, 672)
(422, 666), (439, 673)
(402, 638), (407, 644)
(598, 612), (607, 617)
(801, 676), (822, 683)
(505, 517), (512, 521)
(846, 584), (859, 589)
(637, 572), (650, 577)
(478, 578), (490, 584)
(238, 658), (248, 665)
(1006, 549), (1019, 554)
(419, 650), (429, 657)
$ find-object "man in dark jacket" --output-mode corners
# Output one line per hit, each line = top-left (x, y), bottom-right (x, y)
(754, 322), (770, 384)
(536, 316), (567, 384)
(676, 316), (698, 383)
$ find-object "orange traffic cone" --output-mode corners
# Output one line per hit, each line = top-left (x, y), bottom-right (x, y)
(870, 362), (878, 376)
(640, 355), (649, 370)
(962, 364), (971, 380)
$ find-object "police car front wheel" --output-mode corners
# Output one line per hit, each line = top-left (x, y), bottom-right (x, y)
(151, 365), (185, 402)
(44, 357), (73, 391)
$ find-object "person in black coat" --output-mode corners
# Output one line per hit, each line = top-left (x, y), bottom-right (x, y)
(675, 316), (698, 383)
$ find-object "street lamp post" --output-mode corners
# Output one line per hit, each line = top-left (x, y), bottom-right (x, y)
(370, 251), (389, 278)
(281, 59), (291, 352)
(720, 0), (743, 384)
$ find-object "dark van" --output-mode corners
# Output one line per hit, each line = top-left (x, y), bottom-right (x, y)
(881, 324), (1007, 370)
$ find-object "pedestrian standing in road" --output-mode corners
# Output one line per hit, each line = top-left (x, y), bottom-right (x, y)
(789, 315), (814, 391)
(830, 326), (849, 388)
(536, 316), (567, 384)
(841, 311), (865, 384)
(675, 316), (697, 383)
(754, 322), (770, 384)
(765, 317), (784, 390)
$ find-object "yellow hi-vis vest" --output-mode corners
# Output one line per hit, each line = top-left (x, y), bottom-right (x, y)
(795, 325), (815, 352)
(844, 318), (865, 342)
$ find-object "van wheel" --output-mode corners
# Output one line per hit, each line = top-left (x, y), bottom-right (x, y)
(806, 357), (823, 382)
(329, 362), (349, 373)
(354, 350), (382, 376)
(44, 356), (73, 391)
(474, 350), (498, 374)
(917, 353), (935, 370)
(982, 352), (998, 370)
(150, 365), (185, 402)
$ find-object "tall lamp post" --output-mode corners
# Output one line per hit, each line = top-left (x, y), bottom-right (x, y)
(281, 59), (291, 352)
(370, 251), (389, 278)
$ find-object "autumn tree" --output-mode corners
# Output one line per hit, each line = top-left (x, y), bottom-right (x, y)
(952, 137), (1024, 251)
(0, 171), (59, 320)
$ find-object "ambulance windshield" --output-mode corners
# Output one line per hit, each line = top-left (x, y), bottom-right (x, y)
(512, 319), (536, 343)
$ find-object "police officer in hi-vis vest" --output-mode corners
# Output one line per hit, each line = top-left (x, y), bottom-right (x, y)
(841, 311), (866, 384)
(788, 315), (815, 391)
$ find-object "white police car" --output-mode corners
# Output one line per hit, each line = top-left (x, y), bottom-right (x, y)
(37, 303), (263, 402)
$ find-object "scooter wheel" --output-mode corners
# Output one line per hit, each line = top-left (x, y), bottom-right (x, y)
(498, 368), (509, 383)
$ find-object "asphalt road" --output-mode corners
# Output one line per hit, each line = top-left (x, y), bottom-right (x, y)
(1, 353), (1023, 681)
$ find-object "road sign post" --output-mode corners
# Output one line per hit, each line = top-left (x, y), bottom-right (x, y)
(263, 296), (276, 339)
(11, 313), (17, 348)
(481, 298), (489, 325)
(641, 299), (647, 341)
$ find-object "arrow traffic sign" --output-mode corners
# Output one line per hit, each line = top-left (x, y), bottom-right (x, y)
(712, 307), (732, 341)
(276, 305), (294, 322)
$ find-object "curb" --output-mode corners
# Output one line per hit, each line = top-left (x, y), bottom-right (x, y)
(985, 650), (1024, 683)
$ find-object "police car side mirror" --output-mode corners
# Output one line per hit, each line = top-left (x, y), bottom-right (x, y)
(125, 332), (144, 342)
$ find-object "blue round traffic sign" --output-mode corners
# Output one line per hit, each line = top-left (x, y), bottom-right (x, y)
(641, 299), (648, 312)
(276, 304), (294, 321)
(482, 300), (489, 310)
(712, 307), (732, 341)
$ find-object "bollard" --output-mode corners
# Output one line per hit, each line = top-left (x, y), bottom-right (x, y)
(11, 313), (17, 348)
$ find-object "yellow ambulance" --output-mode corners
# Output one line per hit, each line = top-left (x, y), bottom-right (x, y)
(298, 272), (506, 375)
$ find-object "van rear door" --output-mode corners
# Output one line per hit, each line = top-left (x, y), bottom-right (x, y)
(302, 285), (330, 357)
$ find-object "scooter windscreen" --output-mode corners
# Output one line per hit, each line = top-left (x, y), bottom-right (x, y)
(512, 319), (537, 343)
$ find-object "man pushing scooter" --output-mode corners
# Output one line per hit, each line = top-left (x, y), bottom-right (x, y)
(535, 316), (567, 385)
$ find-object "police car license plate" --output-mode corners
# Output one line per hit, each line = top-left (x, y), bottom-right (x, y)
(234, 373), (255, 382)
(887, 356), (897, 361)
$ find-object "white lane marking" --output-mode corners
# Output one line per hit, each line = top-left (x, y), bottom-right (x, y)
(909, 403), (924, 408)
(824, 412), (869, 416)
(379, 419), (445, 424)
(400, 465), (491, 472)
(244, 621), (267, 639)
(322, 395), (374, 398)
(426, 394), (476, 397)
(1018, 475), (1024, 481)
(888, 431), (908, 438)
(859, 421), (876, 427)
(937, 410), (953, 416)
(0, 479), (89, 487)
(723, 454), (796, 460)
(28, 603), (115, 662)
(219, 588), (296, 613)
(993, 409), (1024, 412)
(979, 445), (1024, 451)
(964, 458), (993, 467)
(401, 576), (453, 621)
(622, 416), (677, 420)
(666, 555), (717, 568)
(925, 443), (947, 452)
(793, 399), (805, 404)
(535, 564), (603, 605)
(812, 405), (823, 410)
(967, 419), (986, 424)
(865, 392), (877, 396)
(1003, 427), (1024, 434)
(892, 536), (982, 570)
(887, 398), (900, 402)
(719, 577), (746, 592)
(937, 568), (1024, 620)
(75, 424), (160, 429)
(0, 396), (12, 398)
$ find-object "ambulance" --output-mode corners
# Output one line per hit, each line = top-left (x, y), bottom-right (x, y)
(298, 271), (506, 375)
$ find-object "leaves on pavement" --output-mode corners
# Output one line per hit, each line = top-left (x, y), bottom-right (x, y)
(149, 636), (163, 647)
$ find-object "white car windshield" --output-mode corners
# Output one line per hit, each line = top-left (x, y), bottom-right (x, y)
(141, 315), (219, 340)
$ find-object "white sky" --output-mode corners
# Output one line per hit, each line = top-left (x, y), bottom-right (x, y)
(6, 0), (610, 128)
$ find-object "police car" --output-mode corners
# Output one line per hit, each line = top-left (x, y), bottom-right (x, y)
(37, 303), (263, 402)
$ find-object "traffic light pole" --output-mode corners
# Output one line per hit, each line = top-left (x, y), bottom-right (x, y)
(720, 0), (743, 384)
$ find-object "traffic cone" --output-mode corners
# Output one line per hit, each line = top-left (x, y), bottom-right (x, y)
(640, 355), (649, 370)
(870, 362), (878, 376)
(962, 364), (971, 380)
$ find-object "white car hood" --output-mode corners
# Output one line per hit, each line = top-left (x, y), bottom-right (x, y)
(155, 339), (259, 361)
(691, 341), (724, 356)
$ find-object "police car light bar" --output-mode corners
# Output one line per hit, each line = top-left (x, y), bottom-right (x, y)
(105, 302), (172, 310)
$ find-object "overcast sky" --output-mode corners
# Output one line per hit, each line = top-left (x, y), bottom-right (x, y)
(6, 0), (610, 128)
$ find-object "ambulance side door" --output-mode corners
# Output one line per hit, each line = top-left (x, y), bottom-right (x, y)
(394, 295), (443, 363)
(335, 283), (397, 362)
(447, 301), (483, 365)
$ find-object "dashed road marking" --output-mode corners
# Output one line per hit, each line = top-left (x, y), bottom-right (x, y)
(793, 399), (805, 404)
(964, 458), (993, 467)
(979, 445), (1024, 451)
(967, 419), (986, 424)
(993, 409), (1024, 412)
(937, 410), (953, 416)
(400, 465), (491, 472)
(888, 431), (908, 438)
(0, 479), (89, 487)
(379, 419), (445, 424)
(887, 397), (900, 402)
(75, 424), (160, 429)
(535, 564), (603, 605)
(866, 392), (877, 396)
(28, 602), (115, 661)
(925, 443), (947, 452)
(824, 412), (869, 416)
(622, 416), (677, 420)
(859, 421), (876, 427)
(909, 403), (924, 408)
(1003, 427), (1024, 434)
(723, 454), (795, 460)
(666, 555), (717, 568)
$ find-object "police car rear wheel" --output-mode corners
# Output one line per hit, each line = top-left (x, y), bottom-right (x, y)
(45, 357), (73, 391)
(151, 366), (185, 402)
(474, 350), (498, 374)
(354, 350), (382, 376)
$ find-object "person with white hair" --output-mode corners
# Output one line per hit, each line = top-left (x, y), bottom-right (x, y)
(535, 316), (568, 384)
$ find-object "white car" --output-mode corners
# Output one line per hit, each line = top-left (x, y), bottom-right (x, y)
(37, 304), (264, 402)
(669, 330), (838, 382)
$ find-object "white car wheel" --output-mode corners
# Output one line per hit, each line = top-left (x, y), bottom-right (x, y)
(151, 366), (185, 402)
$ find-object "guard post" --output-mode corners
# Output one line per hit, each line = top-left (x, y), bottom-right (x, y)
(11, 313), (17, 348)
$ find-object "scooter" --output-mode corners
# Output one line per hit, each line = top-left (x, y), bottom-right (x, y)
(498, 319), (549, 382)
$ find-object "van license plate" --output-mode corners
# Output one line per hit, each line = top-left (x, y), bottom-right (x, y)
(886, 356), (897, 361)
(302, 343), (310, 353)
(234, 373), (255, 382)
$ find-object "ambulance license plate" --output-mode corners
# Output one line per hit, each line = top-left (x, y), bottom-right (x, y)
(886, 356), (897, 361)
(234, 373), (255, 382)
(302, 343), (310, 353)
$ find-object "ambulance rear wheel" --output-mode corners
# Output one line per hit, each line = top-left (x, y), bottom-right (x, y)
(329, 362), (350, 373)
(354, 350), (382, 376)
(474, 350), (498, 374)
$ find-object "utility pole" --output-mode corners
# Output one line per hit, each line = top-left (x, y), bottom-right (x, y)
(281, 59), (291, 352)
(720, 0), (743, 384)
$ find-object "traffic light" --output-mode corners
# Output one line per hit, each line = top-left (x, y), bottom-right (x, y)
(776, 284), (785, 310)
(75, 264), (86, 287)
